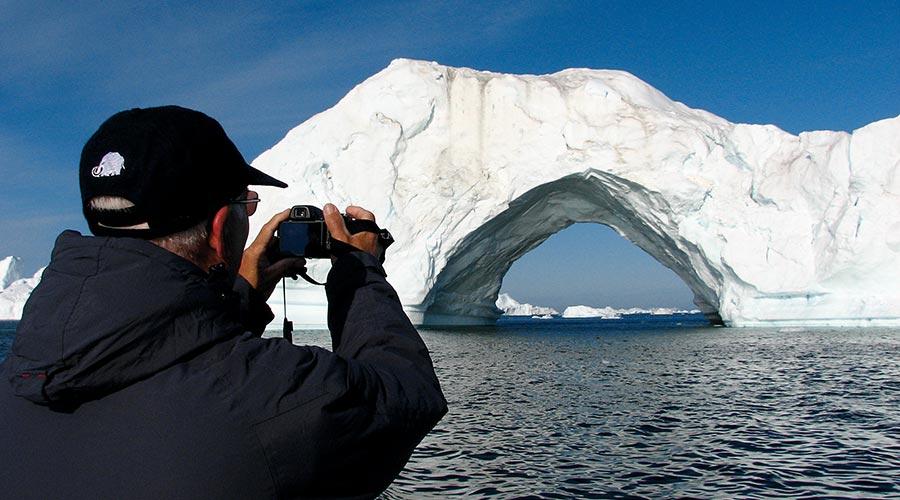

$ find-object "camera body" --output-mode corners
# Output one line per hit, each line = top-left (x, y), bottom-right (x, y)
(276, 205), (350, 259)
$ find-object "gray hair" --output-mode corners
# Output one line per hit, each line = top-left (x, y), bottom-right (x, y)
(89, 196), (210, 264)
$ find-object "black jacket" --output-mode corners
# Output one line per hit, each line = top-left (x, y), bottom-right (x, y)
(0, 230), (446, 499)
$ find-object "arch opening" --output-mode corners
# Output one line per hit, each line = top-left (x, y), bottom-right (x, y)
(499, 223), (696, 313)
(421, 171), (722, 325)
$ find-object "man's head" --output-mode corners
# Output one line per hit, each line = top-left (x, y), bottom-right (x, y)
(80, 106), (287, 271)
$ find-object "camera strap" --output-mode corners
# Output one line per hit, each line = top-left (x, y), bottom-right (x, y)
(297, 269), (326, 286)
(281, 276), (293, 340)
(280, 269), (327, 339)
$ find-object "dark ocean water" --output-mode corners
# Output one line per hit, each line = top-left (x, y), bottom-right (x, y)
(0, 321), (15, 361)
(3, 315), (900, 498)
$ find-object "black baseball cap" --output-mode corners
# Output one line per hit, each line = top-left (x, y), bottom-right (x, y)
(80, 105), (287, 238)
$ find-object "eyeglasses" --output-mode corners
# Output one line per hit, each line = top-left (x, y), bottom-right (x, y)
(228, 190), (260, 216)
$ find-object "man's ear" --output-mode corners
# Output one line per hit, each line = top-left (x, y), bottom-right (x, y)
(208, 205), (231, 262)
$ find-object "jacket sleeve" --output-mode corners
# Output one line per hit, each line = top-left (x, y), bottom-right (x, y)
(325, 251), (447, 421)
(320, 251), (448, 495)
(232, 275), (275, 336)
(234, 251), (447, 499)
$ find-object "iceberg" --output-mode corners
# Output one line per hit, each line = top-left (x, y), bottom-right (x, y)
(1, 256), (23, 290)
(250, 59), (900, 327)
(562, 305), (623, 319)
(0, 258), (43, 320)
(560, 304), (700, 319)
(495, 293), (559, 317)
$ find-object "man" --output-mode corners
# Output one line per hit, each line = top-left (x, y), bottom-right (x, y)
(0, 106), (447, 499)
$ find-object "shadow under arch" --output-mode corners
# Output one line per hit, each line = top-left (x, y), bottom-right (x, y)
(421, 170), (723, 326)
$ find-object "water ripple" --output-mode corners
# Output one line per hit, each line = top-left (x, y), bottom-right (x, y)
(384, 320), (900, 498)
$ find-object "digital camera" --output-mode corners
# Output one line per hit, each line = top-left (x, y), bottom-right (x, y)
(275, 205), (350, 259)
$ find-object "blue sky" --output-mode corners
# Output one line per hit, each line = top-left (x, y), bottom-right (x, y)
(2, 1), (897, 310)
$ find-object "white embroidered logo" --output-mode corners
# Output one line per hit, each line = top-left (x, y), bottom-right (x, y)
(91, 152), (125, 178)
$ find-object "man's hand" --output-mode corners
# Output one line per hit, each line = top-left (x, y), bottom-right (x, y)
(323, 204), (380, 258)
(239, 209), (307, 299)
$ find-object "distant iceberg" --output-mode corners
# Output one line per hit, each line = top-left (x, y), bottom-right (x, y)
(0, 256), (43, 320)
(562, 304), (701, 319)
(0, 256), (23, 290)
(562, 305), (623, 319)
(495, 294), (699, 319)
(496, 293), (559, 317)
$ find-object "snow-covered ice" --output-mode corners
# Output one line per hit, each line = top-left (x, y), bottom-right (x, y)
(1, 256), (23, 290)
(250, 59), (900, 327)
(558, 304), (699, 319)
(0, 257), (43, 320)
(495, 293), (559, 317)
(561, 305), (623, 319)
(494, 293), (698, 319)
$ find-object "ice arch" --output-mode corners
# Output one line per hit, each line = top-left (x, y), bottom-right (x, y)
(423, 171), (716, 324)
(252, 59), (900, 327)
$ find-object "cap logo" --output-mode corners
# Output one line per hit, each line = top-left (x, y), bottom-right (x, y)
(92, 152), (125, 178)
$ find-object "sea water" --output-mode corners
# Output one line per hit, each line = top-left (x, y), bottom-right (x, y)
(3, 316), (899, 498)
